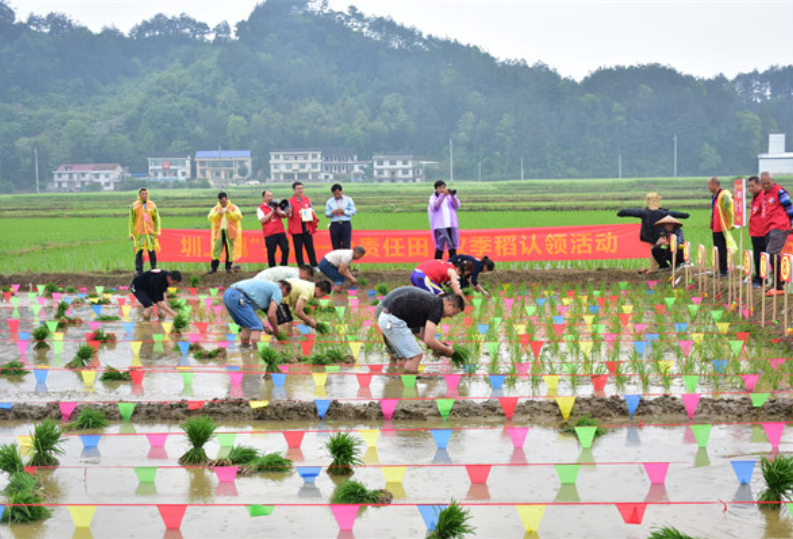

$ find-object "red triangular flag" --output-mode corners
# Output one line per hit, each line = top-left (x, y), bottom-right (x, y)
(498, 397), (519, 420)
(187, 401), (205, 411)
(616, 503), (647, 524)
(300, 340), (314, 356)
(158, 504), (188, 530)
(528, 341), (544, 359)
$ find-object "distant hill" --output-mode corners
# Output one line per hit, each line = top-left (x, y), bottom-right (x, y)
(0, 0), (791, 191)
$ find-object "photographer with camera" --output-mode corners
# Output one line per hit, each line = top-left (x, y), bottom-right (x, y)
(325, 183), (357, 250)
(428, 180), (461, 259)
(257, 190), (290, 268)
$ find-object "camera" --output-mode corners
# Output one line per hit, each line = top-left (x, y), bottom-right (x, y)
(270, 199), (290, 211)
(448, 189), (457, 195)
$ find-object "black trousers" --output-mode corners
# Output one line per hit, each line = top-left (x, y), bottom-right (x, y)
(135, 250), (157, 273)
(211, 230), (232, 272)
(265, 232), (289, 267)
(651, 246), (683, 269)
(292, 233), (318, 267)
(712, 232), (728, 275)
(329, 221), (352, 250)
(751, 235), (767, 283)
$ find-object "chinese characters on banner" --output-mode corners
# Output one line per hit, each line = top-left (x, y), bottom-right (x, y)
(733, 178), (746, 227)
(159, 224), (644, 264)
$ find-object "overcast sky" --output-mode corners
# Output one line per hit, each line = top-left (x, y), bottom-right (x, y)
(9, 0), (793, 80)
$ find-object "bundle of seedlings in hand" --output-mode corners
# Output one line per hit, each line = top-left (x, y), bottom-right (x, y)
(259, 346), (288, 373)
(325, 431), (364, 476)
(66, 344), (95, 369)
(449, 345), (473, 369)
(759, 454), (793, 509)
(314, 321), (332, 335)
(28, 419), (66, 467)
(31, 326), (51, 350)
(355, 277), (368, 288)
(99, 365), (132, 381)
(0, 361), (28, 377)
(331, 479), (393, 505)
(274, 331), (289, 343)
(427, 499), (475, 539)
(178, 416), (217, 465)
(69, 408), (108, 430)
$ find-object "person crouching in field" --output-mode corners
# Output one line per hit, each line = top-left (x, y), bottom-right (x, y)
(278, 279), (332, 336)
(411, 258), (473, 298)
(617, 192), (689, 274)
(130, 269), (182, 321)
(223, 278), (289, 346)
(129, 188), (161, 275)
(651, 216), (685, 271)
(255, 265), (314, 283)
(378, 288), (464, 373)
(319, 246), (366, 292)
(449, 254), (494, 297)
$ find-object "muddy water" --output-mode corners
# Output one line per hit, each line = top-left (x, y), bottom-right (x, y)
(0, 420), (789, 538)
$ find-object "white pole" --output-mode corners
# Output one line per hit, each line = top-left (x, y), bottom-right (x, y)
(673, 134), (678, 178)
(478, 162), (482, 182)
(521, 156), (524, 181)
(34, 146), (40, 194)
(449, 138), (454, 183)
(618, 153), (622, 179)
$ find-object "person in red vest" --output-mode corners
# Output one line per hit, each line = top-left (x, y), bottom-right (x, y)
(747, 176), (767, 288)
(286, 182), (319, 269)
(760, 171), (793, 295)
(410, 258), (473, 297)
(257, 190), (290, 267)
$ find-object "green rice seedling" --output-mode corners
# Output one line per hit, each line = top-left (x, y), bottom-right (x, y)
(66, 344), (95, 369)
(99, 365), (132, 381)
(251, 452), (293, 473)
(227, 445), (261, 465)
(449, 345), (472, 369)
(31, 325), (51, 350)
(373, 283), (388, 295)
(88, 329), (116, 344)
(564, 362), (581, 391)
(2, 470), (41, 495)
(259, 346), (288, 373)
(369, 299), (379, 306)
(189, 275), (201, 288)
(759, 455), (793, 509)
(28, 419), (66, 467)
(1, 360), (28, 377)
(71, 408), (108, 430)
(646, 526), (701, 539)
(0, 443), (25, 475)
(561, 414), (607, 437)
(331, 479), (391, 505)
(427, 499), (475, 539)
(94, 315), (121, 322)
(1, 488), (52, 523)
(326, 431), (364, 476)
(324, 348), (348, 364)
(172, 312), (190, 334)
(42, 283), (62, 297)
(178, 416), (217, 465)
(315, 322), (332, 335)
(306, 352), (332, 366)
(355, 277), (369, 287)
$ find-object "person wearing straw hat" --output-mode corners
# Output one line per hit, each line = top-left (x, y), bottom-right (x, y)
(617, 192), (689, 273)
(651, 215), (685, 271)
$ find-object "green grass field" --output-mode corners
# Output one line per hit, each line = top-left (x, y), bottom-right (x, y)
(0, 176), (769, 273)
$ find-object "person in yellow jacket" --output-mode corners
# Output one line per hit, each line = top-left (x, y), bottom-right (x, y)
(208, 192), (243, 274)
(129, 187), (161, 275)
(707, 176), (735, 277)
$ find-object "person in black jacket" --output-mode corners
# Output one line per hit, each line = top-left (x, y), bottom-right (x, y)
(617, 192), (689, 273)
(130, 269), (182, 321)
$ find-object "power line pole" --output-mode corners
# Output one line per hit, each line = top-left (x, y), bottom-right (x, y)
(449, 138), (454, 183)
(618, 153), (622, 179)
(520, 156), (524, 181)
(478, 162), (482, 182)
(34, 146), (40, 194)
(673, 134), (678, 178)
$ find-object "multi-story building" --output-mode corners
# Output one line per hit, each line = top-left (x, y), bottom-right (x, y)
(372, 153), (423, 182)
(321, 148), (368, 181)
(195, 150), (252, 188)
(269, 149), (324, 182)
(147, 153), (192, 181)
(51, 163), (127, 191)
(758, 133), (793, 175)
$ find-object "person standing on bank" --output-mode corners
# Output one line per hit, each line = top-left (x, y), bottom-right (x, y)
(325, 183), (357, 250)
(287, 182), (319, 269)
(760, 171), (793, 295)
(747, 176), (767, 288)
(449, 254), (495, 297)
(257, 190), (290, 268)
(208, 192), (243, 274)
(129, 187), (161, 275)
(130, 269), (182, 321)
(428, 180), (461, 260)
(223, 278), (289, 346)
(319, 246), (366, 292)
(707, 177), (735, 277)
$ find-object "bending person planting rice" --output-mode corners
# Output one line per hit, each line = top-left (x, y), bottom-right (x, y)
(279, 278), (332, 335)
(223, 278), (290, 346)
(130, 269), (182, 321)
(318, 246), (366, 292)
(448, 254), (495, 297)
(411, 258), (473, 298)
(254, 264), (314, 282)
(378, 288), (465, 373)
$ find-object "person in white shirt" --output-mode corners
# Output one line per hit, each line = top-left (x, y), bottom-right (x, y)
(318, 246), (366, 292)
(255, 265), (314, 282)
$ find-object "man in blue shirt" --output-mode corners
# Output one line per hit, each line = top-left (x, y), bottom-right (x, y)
(325, 183), (357, 250)
(223, 279), (291, 345)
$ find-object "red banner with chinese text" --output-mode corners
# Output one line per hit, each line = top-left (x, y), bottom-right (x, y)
(158, 224), (645, 264)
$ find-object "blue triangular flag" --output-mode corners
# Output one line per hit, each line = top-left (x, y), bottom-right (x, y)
(712, 360), (727, 374)
(122, 322), (135, 335)
(225, 333), (236, 342)
(178, 356), (190, 367)
(418, 505), (447, 531)
(488, 375), (505, 389)
(315, 399), (331, 419)
(63, 297), (74, 305)
(33, 370), (49, 383)
(80, 434), (101, 449)
(271, 373), (287, 387)
(225, 365), (241, 371)
(731, 460), (756, 485)
(624, 394), (641, 418)
(296, 466), (321, 484)
(178, 341), (190, 357)
(430, 429), (452, 450)
(476, 324), (489, 335)
(0, 403), (13, 410)
(77, 293), (87, 299)
(646, 333), (659, 342)
(589, 305), (599, 314)
(633, 341), (648, 355)
(553, 315), (565, 325)
(674, 323), (688, 333)
(18, 332), (30, 341)
(92, 305), (102, 317)
(297, 324), (310, 335)
(536, 298), (546, 306)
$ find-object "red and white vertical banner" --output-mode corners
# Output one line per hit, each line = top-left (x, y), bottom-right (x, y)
(733, 178), (746, 228)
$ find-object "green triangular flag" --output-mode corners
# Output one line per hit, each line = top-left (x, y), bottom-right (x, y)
(472, 297), (483, 307)
(248, 505), (275, 517)
(181, 372), (194, 386)
(401, 374), (416, 388)
(325, 365), (341, 373)
(750, 393), (770, 407)
(485, 341), (499, 358)
(554, 464), (580, 485)
(30, 304), (41, 317)
(682, 375), (698, 393)
(688, 305), (699, 316)
(11, 297), (19, 307)
(728, 340), (743, 357)
(209, 288), (219, 296)
(525, 306), (537, 316)
(95, 286), (105, 295)
(436, 398), (455, 421)
(592, 324), (606, 335)
(117, 402), (136, 420)
(491, 317), (502, 327)
(574, 426), (597, 449)
(46, 321), (58, 333)
(592, 290), (602, 297)
(53, 341), (64, 355)
(198, 294), (208, 301)
(335, 306), (346, 320)
(710, 310), (724, 322)
(664, 297), (676, 307)
(319, 299), (330, 307)
(257, 341), (269, 352)
(690, 424), (712, 448)
(216, 433), (237, 447)
(228, 323), (240, 334)
(152, 334), (164, 342)
(618, 282), (628, 290)
(134, 466), (157, 482)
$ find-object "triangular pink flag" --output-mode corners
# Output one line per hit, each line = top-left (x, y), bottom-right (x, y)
(506, 427), (529, 448)
(445, 374), (461, 390)
(16, 341), (28, 355)
(158, 504), (188, 530)
(213, 305), (223, 319)
(504, 298), (514, 312)
(646, 281), (658, 290)
(228, 372), (243, 386)
(691, 297), (702, 305)
(616, 503), (647, 524)
(679, 340), (694, 357)
(634, 323), (647, 334)
(682, 393), (701, 420)
(283, 431), (305, 448)
(642, 462), (670, 484)
(769, 358), (786, 371)
(36, 296), (46, 306)
(87, 321), (101, 331)
(11, 284), (20, 293)
(381, 399), (398, 420)
(204, 298), (213, 311)
(330, 504), (360, 531)
(214, 466), (239, 482)
(465, 464), (492, 484)
(762, 423), (785, 449)
(741, 374), (759, 392)
(146, 433), (169, 447)
(59, 402), (78, 421)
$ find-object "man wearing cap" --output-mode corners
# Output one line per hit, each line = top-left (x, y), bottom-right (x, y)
(617, 193), (689, 274)
(651, 216), (685, 271)
(129, 188), (161, 275)
(708, 177), (735, 277)
(325, 183), (357, 250)
(747, 176), (767, 288)
(760, 171), (793, 295)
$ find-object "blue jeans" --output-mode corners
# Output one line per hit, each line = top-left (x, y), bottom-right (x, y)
(319, 258), (345, 286)
(378, 312), (421, 359)
(223, 288), (264, 331)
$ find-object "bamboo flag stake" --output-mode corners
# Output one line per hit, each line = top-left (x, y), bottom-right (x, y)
(671, 234), (677, 288)
(760, 252), (768, 327)
(773, 254), (779, 322)
(712, 246), (718, 300)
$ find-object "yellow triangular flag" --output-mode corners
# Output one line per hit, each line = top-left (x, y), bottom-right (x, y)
(516, 505), (546, 533)
(358, 429), (379, 448)
(130, 356), (142, 367)
(556, 396), (576, 420)
(582, 315), (594, 327)
(716, 322), (731, 335)
(561, 298), (572, 306)
(16, 435), (32, 448)
(621, 305), (634, 314)
(249, 400), (269, 409)
(692, 333), (705, 344)
(349, 342), (363, 361)
(161, 322), (172, 335)
(543, 375), (559, 390)
(130, 341), (142, 356)
(382, 466), (407, 483)
(81, 370), (97, 387)
(68, 505), (97, 528)
(53, 332), (64, 342)
(578, 295), (588, 303)
(121, 305), (131, 319)
(167, 287), (177, 295)
(336, 324), (347, 335)
(579, 341), (593, 358)
(513, 324), (527, 334)
(658, 360), (674, 373)
(312, 373), (328, 386)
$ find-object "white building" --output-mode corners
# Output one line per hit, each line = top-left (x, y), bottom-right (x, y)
(372, 153), (423, 182)
(269, 149), (323, 182)
(195, 150), (253, 188)
(52, 163), (127, 191)
(321, 148), (368, 181)
(758, 133), (793, 175)
(147, 153), (192, 181)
